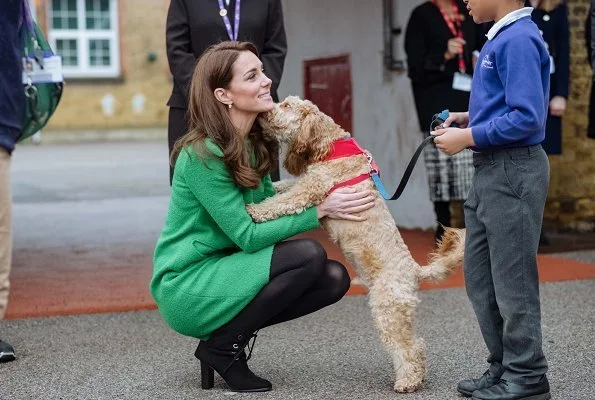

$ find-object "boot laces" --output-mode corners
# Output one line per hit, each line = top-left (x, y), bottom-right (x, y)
(224, 330), (259, 373)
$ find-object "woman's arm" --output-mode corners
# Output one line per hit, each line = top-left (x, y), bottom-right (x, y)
(261, 0), (287, 100)
(180, 148), (319, 254)
(405, 7), (457, 85)
(166, 0), (196, 104)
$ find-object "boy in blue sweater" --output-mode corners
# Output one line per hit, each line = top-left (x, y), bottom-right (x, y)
(432, 0), (551, 399)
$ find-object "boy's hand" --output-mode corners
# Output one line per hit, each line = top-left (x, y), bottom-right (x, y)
(431, 127), (475, 156)
(442, 111), (470, 129)
(549, 96), (566, 117)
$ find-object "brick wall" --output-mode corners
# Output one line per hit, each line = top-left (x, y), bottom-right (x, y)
(544, 0), (594, 230)
(41, 0), (172, 131)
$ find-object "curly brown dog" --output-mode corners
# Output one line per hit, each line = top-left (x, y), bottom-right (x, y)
(247, 96), (465, 393)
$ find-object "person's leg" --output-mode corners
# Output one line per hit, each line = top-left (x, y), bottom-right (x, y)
(434, 201), (451, 242)
(261, 259), (350, 327)
(168, 107), (188, 185)
(196, 239), (334, 391)
(0, 148), (15, 363)
(0, 148), (11, 320)
(457, 161), (504, 397)
(215, 239), (334, 335)
(424, 140), (450, 242)
(488, 148), (549, 384)
(471, 147), (550, 398)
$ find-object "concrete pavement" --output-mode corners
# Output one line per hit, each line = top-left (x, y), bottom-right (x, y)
(1, 280), (594, 400)
(1, 141), (594, 399)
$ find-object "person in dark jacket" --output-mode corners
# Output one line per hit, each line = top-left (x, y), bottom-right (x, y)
(166, 0), (287, 183)
(405, 0), (484, 242)
(0, 0), (24, 363)
(527, 0), (569, 155)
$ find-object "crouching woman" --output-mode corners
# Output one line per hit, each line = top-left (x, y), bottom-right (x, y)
(150, 41), (375, 393)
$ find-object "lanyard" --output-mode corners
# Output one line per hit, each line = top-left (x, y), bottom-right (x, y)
(433, 0), (466, 73)
(218, 0), (241, 41)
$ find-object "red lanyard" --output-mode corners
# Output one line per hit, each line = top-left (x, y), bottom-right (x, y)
(433, 0), (466, 73)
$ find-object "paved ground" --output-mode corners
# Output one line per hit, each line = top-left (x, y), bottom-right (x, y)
(10, 141), (170, 250)
(1, 141), (593, 399)
(9, 140), (595, 259)
(1, 280), (593, 400)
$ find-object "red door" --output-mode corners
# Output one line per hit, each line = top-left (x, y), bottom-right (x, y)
(303, 55), (353, 134)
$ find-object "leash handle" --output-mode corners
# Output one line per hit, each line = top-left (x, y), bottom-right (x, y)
(431, 109), (459, 131)
(373, 110), (458, 201)
(372, 135), (434, 200)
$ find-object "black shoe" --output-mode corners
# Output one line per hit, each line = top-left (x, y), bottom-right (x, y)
(458, 370), (501, 397)
(194, 331), (272, 392)
(472, 377), (550, 400)
(0, 340), (15, 363)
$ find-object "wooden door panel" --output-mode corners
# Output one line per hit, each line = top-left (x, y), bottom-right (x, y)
(303, 55), (353, 134)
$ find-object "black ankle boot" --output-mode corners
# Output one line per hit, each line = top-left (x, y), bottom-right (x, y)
(194, 331), (272, 392)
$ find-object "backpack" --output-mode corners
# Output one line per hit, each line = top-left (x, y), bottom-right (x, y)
(20, 0), (64, 142)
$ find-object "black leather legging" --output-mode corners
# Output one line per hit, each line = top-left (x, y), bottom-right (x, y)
(216, 238), (350, 336)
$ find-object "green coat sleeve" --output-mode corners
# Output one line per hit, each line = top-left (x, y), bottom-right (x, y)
(262, 174), (276, 197)
(179, 146), (319, 253)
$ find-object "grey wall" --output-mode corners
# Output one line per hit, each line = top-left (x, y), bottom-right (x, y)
(279, 0), (435, 229)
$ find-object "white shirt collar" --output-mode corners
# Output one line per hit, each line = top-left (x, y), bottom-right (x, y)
(486, 7), (533, 40)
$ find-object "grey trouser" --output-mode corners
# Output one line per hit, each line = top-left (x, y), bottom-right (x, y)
(464, 144), (549, 384)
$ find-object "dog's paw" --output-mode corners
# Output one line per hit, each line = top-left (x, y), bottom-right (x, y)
(246, 204), (267, 222)
(393, 379), (422, 393)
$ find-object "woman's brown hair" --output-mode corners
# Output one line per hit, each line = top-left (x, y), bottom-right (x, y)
(170, 41), (278, 189)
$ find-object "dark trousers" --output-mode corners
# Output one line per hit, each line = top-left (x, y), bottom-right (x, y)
(167, 107), (280, 185)
(464, 145), (549, 384)
(434, 201), (451, 241)
(168, 107), (187, 184)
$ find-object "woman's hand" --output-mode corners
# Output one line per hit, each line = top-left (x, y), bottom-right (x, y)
(444, 38), (466, 61)
(316, 187), (375, 221)
(549, 96), (567, 117)
(442, 111), (470, 129)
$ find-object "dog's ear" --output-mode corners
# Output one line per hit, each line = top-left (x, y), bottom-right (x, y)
(284, 110), (335, 175)
(283, 144), (309, 176)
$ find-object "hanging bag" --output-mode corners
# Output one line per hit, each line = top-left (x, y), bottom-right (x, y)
(20, 0), (64, 142)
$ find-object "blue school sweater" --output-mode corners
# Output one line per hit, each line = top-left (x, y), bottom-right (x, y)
(469, 17), (550, 150)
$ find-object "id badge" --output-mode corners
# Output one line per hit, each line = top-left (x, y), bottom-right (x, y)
(549, 55), (555, 75)
(22, 55), (64, 84)
(452, 72), (472, 92)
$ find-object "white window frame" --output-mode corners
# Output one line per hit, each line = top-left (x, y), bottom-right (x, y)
(48, 0), (120, 79)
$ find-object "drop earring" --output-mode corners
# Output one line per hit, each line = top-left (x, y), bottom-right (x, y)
(228, 103), (232, 109)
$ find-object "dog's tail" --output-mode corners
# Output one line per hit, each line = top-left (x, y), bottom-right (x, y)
(417, 228), (465, 282)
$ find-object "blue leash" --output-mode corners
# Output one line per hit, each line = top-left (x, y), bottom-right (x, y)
(372, 110), (457, 200)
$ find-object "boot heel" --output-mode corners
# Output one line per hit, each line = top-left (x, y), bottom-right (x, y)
(201, 361), (214, 389)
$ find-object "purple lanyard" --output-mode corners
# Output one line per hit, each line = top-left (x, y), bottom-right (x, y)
(22, 0), (35, 34)
(217, 0), (241, 41)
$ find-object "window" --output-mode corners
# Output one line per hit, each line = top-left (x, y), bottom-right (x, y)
(48, 0), (120, 78)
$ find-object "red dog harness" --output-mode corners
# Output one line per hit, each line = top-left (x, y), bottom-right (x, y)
(324, 137), (379, 194)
